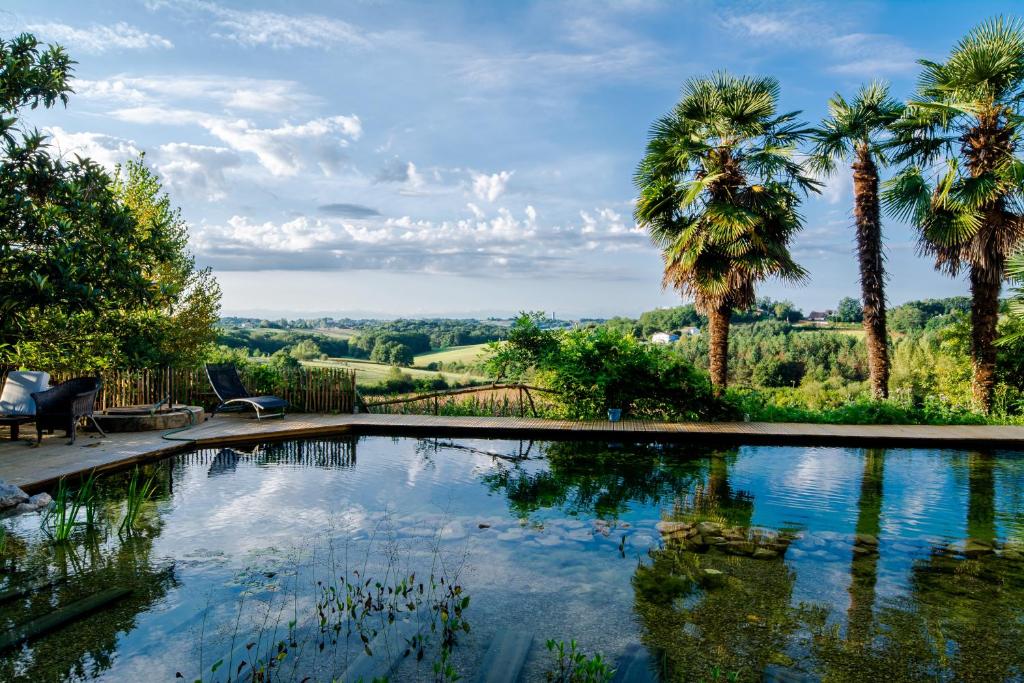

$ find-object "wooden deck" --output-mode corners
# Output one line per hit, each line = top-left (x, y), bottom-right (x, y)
(2, 413), (1023, 492)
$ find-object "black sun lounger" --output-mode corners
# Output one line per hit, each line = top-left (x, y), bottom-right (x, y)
(205, 364), (288, 420)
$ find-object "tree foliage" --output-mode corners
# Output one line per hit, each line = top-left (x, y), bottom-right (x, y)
(0, 34), (219, 369)
(486, 314), (735, 420)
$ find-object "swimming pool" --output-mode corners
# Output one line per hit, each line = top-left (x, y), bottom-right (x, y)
(1, 436), (1022, 681)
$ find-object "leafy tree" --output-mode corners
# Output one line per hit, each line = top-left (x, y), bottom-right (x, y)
(886, 17), (1024, 411)
(811, 83), (903, 398)
(634, 72), (818, 393)
(0, 35), (219, 369)
(833, 296), (865, 324)
(289, 338), (324, 360)
(889, 305), (928, 333)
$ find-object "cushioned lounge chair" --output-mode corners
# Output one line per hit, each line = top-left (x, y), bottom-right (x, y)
(205, 364), (288, 420)
(31, 376), (105, 445)
(0, 371), (50, 440)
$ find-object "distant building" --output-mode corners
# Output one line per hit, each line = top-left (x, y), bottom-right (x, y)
(680, 326), (700, 336)
(651, 332), (680, 344)
(806, 310), (834, 324)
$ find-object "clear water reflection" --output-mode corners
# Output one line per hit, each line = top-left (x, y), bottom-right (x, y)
(0, 437), (1022, 681)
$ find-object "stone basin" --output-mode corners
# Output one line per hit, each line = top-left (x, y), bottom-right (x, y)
(90, 404), (205, 433)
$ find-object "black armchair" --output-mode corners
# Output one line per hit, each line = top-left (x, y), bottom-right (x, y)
(31, 377), (106, 445)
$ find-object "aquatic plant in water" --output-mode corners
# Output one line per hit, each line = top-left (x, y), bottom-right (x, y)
(544, 639), (615, 683)
(41, 472), (99, 542)
(119, 468), (156, 534)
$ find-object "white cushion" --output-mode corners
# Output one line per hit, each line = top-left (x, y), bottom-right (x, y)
(0, 371), (51, 417)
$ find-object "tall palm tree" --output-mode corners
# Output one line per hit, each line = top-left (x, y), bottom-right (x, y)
(885, 17), (1024, 412)
(635, 73), (819, 392)
(999, 248), (1024, 344)
(811, 84), (904, 399)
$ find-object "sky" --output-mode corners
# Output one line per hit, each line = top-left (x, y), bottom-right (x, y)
(6, 0), (1021, 319)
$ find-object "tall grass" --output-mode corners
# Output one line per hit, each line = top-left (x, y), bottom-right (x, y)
(119, 468), (156, 534)
(41, 472), (98, 543)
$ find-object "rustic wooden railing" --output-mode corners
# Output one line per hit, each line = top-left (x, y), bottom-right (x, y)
(1, 366), (358, 414)
(363, 383), (555, 417)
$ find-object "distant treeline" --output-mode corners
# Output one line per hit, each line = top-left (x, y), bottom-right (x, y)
(601, 298), (804, 338)
(217, 318), (508, 367)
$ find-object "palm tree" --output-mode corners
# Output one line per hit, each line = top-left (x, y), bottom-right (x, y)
(999, 248), (1024, 344)
(885, 17), (1024, 412)
(634, 73), (819, 392)
(811, 84), (904, 399)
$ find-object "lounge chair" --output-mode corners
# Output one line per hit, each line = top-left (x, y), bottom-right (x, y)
(0, 371), (50, 440)
(31, 376), (105, 445)
(205, 364), (288, 420)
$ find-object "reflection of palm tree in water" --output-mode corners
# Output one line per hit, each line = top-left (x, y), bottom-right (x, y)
(846, 448), (885, 645)
(632, 451), (796, 682)
(702, 451), (753, 528)
(966, 450), (996, 545)
(810, 450), (1024, 681)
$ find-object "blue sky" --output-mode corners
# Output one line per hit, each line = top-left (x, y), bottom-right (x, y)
(7, 1), (1020, 318)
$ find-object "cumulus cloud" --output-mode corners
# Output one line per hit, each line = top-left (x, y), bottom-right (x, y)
(471, 170), (513, 202)
(43, 127), (141, 169)
(198, 115), (361, 176)
(155, 142), (242, 201)
(146, 0), (368, 49)
(25, 22), (173, 53)
(191, 203), (648, 276)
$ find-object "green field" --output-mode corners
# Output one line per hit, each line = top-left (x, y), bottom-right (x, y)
(302, 357), (487, 387)
(413, 343), (489, 368)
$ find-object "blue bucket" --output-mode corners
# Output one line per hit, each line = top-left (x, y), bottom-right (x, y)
(607, 408), (622, 422)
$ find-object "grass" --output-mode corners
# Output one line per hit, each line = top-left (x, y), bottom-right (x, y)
(302, 357), (487, 388)
(413, 343), (489, 368)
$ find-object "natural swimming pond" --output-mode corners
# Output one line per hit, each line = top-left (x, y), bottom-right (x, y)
(1, 436), (1023, 682)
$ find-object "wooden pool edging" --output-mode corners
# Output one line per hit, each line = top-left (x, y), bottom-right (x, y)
(6, 414), (1024, 493)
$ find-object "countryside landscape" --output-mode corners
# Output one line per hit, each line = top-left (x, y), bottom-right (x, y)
(3, 1), (1024, 681)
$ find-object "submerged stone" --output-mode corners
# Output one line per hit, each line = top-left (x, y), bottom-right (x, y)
(854, 533), (879, 547)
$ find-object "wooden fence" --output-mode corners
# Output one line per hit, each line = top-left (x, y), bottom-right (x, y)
(363, 383), (556, 417)
(1, 366), (358, 414)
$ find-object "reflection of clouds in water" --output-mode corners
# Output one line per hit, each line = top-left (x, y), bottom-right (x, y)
(734, 446), (862, 531)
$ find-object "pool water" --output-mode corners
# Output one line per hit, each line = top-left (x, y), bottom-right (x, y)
(1, 437), (1023, 682)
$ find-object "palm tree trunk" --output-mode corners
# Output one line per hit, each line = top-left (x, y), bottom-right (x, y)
(852, 146), (889, 399)
(847, 448), (884, 644)
(707, 304), (731, 393)
(970, 266), (1001, 412)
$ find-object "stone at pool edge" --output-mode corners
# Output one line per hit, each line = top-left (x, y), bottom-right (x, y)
(0, 482), (51, 516)
(0, 481), (29, 509)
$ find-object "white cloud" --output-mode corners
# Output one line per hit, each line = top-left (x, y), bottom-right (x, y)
(156, 142), (242, 201)
(471, 170), (513, 203)
(146, 0), (368, 49)
(109, 106), (205, 126)
(192, 203), (647, 275)
(43, 126), (141, 170)
(826, 33), (918, 76)
(721, 7), (917, 77)
(77, 75), (319, 113)
(199, 115), (362, 176)
(26, 22), (173, 53)
(405, 162), (425, 190)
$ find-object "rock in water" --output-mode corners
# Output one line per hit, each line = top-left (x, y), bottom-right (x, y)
(854, 533), (879, 547)
(28, 492), (52, 508)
